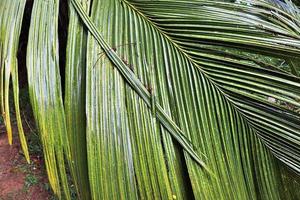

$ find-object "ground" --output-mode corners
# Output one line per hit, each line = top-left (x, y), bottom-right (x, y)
(0, 122), (53, 200)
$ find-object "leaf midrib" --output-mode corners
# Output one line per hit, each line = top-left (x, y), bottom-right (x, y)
(122, 0), (267, 136)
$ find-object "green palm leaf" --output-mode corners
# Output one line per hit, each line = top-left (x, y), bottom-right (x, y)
(65, 0), (91, 199)
(1, 0), (300, 199)
(0, 0), (29, 162)
(68, 0), (300, 199)
(27, 0), (71, 199)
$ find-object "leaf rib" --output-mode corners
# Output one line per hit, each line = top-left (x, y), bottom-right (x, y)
(71, 0), (211, 173)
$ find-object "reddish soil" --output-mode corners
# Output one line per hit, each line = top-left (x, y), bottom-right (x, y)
(0, 126), (52, 200)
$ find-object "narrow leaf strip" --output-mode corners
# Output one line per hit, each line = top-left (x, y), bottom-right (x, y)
(64, 0), (91, 199)
(12, 58), (30, 162)
(0, 0), (29, 162)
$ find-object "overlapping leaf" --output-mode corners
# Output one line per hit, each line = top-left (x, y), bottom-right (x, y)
(69, 0), (300, 199)
(1, 0), (300, 199)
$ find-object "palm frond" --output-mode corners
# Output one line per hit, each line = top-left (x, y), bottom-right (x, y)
(64, 0), (91, 199)
(0, 0), (29, 162)
(66, 0), (300, 199)
(26, 0), (71, 199)
(2, 0), (300, 199)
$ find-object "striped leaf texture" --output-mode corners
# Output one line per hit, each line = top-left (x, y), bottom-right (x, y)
(1, 0), (300, 199)
(65, 0), (91, 199)
(27, 0), (71, 199)
(69, 0), (300, 199)
(0, 0), (29, 162)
